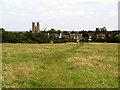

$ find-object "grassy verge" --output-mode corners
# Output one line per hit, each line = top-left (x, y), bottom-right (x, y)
(2, 43), (118, 88)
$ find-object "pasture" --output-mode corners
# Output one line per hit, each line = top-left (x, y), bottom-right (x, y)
(2, 43), (118, 88)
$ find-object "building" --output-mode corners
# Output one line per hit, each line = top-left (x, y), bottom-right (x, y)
(70, 34), (83, 40)
(52, 33), (62, 38)
(62, 35), (70, 38)
(87, 33), (94, 37)
(32, 22), (40, 34)
(116, 34), (120, 37)
(96, 34), (106, 39)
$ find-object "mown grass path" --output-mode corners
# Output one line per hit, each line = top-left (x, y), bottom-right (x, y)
(2, 43), (118, 88)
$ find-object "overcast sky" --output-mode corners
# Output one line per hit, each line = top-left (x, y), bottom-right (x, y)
(1, 0), (119, 31)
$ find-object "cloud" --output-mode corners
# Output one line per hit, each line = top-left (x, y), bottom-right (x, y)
(38, 9), (85, 18)
(62, 11), (85, 16)
(61, 5), (73, 9)
(9, 12), (28, 16)
(65, 0), (118, 4)
(13, 2), (23, 8)
(4, 0), (33, 8)
(47, 2), (58, 6)
(37, 7), (46, 12)
(3, 0), (33, 3)
(23, 0), (33, 3)
(2, 0), (118, 30)
(38, 10), (61, 18)
(110, 11), (118, 16)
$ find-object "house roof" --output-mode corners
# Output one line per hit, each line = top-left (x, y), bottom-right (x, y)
(96, 34), (106, 37)
(87, 33), (94, 36)
(70, 34), (82, 36)
(70, 34), (83, 40)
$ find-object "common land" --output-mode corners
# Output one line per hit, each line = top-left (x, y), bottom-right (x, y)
(2, 43), (118, 88)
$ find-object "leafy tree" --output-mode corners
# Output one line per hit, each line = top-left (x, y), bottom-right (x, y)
(47, 28), (57, 33)
(82, 38), (88, 42)
(2, 29), (120, 43)
(70, 31), (77, 34)
(82, 33), (89, 38)
(63, 31), (70, 35)
(101, 27), (107, 34)
(95, 28), (100, 34)
(47, 29), (62, 34)
(57, 30), (62, 34)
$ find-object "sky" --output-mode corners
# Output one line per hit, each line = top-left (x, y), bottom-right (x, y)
(1, 0), (119, 31)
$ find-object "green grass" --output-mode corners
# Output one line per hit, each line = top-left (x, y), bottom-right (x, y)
(2, 43), (118, 88)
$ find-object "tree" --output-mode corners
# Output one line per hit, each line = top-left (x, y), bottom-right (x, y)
(95, 28), (100, 34)
(101, 27), (107, 34)
(82, 33), (89, 38)
(47, 28), (57, 33)
(106, 33), (109, 38)
(57, 30), (62, 34)
(63, 31), (70, 35)
(71, 31), (77, 34)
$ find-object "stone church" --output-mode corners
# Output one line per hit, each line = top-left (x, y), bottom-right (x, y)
(32, 22), (40, 34)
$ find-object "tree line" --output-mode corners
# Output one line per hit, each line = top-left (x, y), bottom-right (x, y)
(1, 27), (120, 43)
(1, 29), (75, 43)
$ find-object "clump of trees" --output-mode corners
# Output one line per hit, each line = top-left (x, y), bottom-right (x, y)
(2, 29), (74, 43)
(65, 27), (120, 43)
(1, 27), (120, 43)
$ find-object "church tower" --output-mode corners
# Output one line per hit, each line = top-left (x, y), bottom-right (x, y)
(32, 22), (40, 34)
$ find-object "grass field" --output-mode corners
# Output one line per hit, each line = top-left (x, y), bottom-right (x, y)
(2, 43), (118, 88)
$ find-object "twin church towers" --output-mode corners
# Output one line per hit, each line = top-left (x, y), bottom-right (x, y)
(32, 22), (40, 34)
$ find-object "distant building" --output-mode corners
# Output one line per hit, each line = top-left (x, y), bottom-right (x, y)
(70, 34), (83, 40)
(59, 33), (62, 38)
(116, 34), (120, 37)
(87, 33), (94, 37)
(96, 34), (106, 39)
(87, 33), (94, 41)
(32, 22), (40, 34)
(52, 33), (62, 38)
(62, 35), (70, 38)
